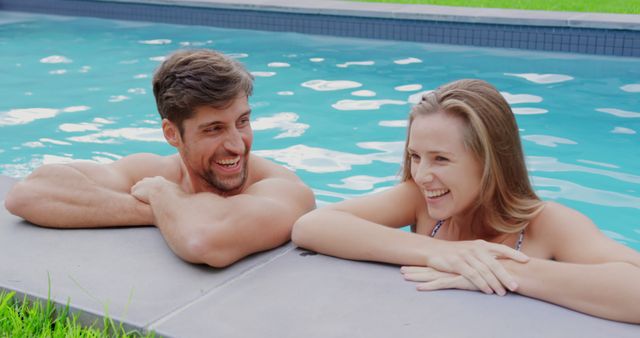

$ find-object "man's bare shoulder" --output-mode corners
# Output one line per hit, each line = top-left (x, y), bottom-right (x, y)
(248, 154), (302, 183)
(245, 154), (315, 210)
(107, 153), (182, 184)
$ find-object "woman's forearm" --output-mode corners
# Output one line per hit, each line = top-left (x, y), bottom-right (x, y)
(505, 258), (640, 323)
(293, 209), (431, 266)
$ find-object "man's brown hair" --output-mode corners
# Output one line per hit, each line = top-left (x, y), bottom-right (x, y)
(152, 49), (253, 134)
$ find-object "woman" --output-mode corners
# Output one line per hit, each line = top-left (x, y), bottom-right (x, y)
(292, 79), (640, 323)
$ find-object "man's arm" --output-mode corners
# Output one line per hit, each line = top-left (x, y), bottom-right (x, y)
(4, 154), (171, 228)
(131, 175), (315, 268)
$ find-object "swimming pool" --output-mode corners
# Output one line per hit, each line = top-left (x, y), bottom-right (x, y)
(1, 11), (639, 250)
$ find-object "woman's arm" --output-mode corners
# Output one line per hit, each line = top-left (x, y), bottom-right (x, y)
(293, 180), (529, 295)
(505, 258), (640, 323)
(403, 202), (640, 323)
(508, 202), (640, 323)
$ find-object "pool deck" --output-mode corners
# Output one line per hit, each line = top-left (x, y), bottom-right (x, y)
(1, 1), (640, 336)
(115, 0), (640, 30)
(2, 0), (640, 56)
(1, 174), (640, 336)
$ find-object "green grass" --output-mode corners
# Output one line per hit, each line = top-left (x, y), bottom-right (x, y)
(349, 0), (640, 14)
(0, 291), (153, 338)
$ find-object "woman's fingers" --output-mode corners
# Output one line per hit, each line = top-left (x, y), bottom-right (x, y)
(465, 254), (506, 296)
(452, 259), (493, 294)
(487, 241), (529, 263)
(416, 276), (475, 292)
(479, 253), (519, 292)
(401, 266), (455, 282)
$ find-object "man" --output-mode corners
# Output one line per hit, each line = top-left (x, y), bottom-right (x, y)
(5, 49), (316, 268)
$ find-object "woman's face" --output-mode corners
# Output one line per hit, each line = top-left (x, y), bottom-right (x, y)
(408, 113), (483, 221)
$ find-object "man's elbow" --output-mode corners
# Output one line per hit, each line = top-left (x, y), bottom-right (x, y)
(4, 182), (31, 217)
(180, 230), (240, 268)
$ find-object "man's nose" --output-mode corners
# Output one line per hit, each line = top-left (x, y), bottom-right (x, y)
(224, 128), (245, 154)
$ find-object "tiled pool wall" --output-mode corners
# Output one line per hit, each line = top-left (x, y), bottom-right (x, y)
(1, 0), (639, 57)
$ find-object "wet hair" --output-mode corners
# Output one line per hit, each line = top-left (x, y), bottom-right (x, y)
(152, 49), (253, 135)
(401, 79), (543, 233)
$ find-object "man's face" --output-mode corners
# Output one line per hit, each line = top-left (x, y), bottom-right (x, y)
(175, 95), (253, 194)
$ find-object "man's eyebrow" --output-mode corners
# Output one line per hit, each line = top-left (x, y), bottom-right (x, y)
(197, 120), (224, 129)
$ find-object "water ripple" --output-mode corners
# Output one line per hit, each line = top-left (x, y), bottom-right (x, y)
(533, 176), (640, 209)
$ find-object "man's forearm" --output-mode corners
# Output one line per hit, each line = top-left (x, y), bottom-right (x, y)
(505, 258), (640, 323)
(5, 164), (154, 227)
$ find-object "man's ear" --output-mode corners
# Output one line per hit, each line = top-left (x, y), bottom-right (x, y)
(162, 119), (181, 147)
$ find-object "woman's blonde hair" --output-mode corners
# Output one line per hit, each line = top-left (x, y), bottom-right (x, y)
(401, 79), (543, 234)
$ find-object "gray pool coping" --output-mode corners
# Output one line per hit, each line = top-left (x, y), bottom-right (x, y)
(103, 0), (640, 31)
(1, 174), (639, 337)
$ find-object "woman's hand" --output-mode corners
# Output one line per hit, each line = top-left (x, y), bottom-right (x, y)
(401, 266), (480, 292)
(422, 240), (528, 295)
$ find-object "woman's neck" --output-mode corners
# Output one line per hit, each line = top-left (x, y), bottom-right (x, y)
(449, 209), (501, 241)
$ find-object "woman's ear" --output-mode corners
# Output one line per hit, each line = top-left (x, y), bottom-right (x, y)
(162, 119), (181, 147)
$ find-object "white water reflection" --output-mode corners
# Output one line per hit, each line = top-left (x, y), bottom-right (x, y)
(48, 69), (67, 75)
(395, 84), (422, 92)
(251, 112), (309, 139)
(576, 159), (619, 169)
(40, 55), (72, 64)
(253, 145), (372, 173)
(138, 39), (171, 45)
(332, 99), (406, 111)
(512, 108), (548, 115)
(268, 62), (290, 68)
(0, 106), (90, 126)
(68, 127), (164, 144)
(621, 84), (640, 92)
(522, 135), (577, 147)
(251, 71), (276, 77)
(337, 61), (374, 68)
(501, 92), (543, 104)
(109, 95), (130, 103)
(228, 53), (248, 59)
(596, 108), (640, 118)
(59, 122), (102, 132)
(352, 90), (376, 97)
(328, 175), (398, 190)
(127, 88), (146, 95)
(301, 80), (361, 91)
(504, 73), (573, 84)
(39, 138), (71, 146)
(379, 120), (407, 127)
(357, 141), (404, 164)
(254, 142), (403, 173)
(394, 57), (422, 65)
(612, 127), (636, 134)
(533, 176), (640, 209)
(527, 156), (640, 184)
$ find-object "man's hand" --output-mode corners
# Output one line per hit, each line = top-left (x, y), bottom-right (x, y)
(131, 176), (177, 204)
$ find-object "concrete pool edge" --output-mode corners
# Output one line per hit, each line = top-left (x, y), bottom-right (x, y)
(103, 0), (640, 31)
(1, 0), (639, 57)
(1, 175), (639, 337)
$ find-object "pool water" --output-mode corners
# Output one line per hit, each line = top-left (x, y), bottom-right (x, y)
(1, 11), (639, 250)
